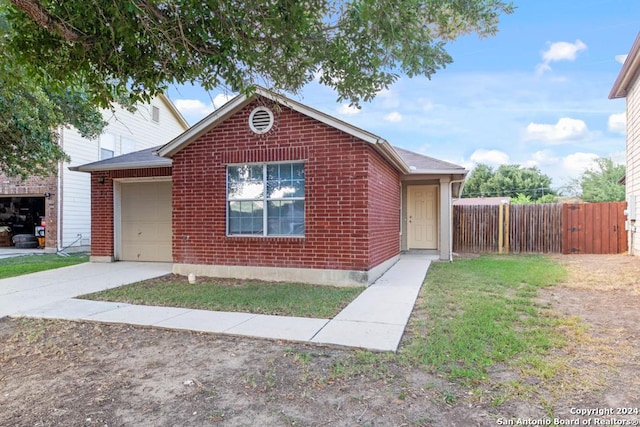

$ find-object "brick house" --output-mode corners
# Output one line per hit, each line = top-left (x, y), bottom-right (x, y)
(0, 95), (188, 251)
(75, 88), (467, 286)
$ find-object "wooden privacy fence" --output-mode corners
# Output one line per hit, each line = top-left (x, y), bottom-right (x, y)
(453, 202), (627, 255)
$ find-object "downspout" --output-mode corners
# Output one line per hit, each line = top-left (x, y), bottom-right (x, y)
(57, 126), (64, 252)
(449, 178), (466, 262)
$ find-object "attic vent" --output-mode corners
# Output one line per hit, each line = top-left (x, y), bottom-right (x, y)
(249, 107), (274, 134)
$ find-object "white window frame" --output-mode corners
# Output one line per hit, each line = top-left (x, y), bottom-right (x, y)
(226, 162), (305, 237)
(99, 133), (116, 160)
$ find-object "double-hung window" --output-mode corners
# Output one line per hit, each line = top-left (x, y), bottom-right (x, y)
(227, 163), (305, 236)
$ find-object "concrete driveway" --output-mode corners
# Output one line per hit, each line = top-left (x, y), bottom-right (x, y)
(0, 261), (172, 318)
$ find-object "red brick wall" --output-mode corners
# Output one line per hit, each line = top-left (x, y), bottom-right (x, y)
(367, 147), (401, 267)
(90, 167), (171, 257)
(171, 99), (400, 271)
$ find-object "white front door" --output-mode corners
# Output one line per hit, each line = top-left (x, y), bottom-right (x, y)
(407, 185), (438, 249)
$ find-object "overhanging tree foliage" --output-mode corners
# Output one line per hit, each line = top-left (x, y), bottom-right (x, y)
(1, 5), (106, 178)
(1, 0), (513, 177)
(462, 163), (556, 202)
(575, 158), (625, 202)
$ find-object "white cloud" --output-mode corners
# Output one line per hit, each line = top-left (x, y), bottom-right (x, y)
(524, 150), (559, 168)
(610, 150), (626, 165)
(337, 103), (361, 115)
(174, 99), (214, 117)
(561, 152), (599, 178)
(615, 54), (628, 65)
(469, 149), (510, 166)
(536, 39), (587, 74)
(608, 112), (626, 134)
(418, 98), (434, 112)
(384, 111), (402, 122)
(212, 93), (234, 108)
(524, 117), (589, 144)
(376, 88), (401, 109)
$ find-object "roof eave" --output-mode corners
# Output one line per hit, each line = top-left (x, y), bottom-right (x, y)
(71, 160), (172, 173)
(159, 94), (190, 130)
(372, 140), (410, 173)
(610, 32), (640, 99)
(404, 169), (469, 176)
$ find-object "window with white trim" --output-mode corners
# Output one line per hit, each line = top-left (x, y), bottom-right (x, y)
(99, 133), (116, 160)
(227, 163), (305, 236)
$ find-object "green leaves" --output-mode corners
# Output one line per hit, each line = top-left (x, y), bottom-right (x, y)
(0, 0), (513, 177)
(577, 158), (625, 202)
(4, 0), (513, 107)
(462, 163), (556, 202)
(0, 7), (106, 178)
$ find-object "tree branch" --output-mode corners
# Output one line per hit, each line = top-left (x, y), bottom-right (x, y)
(10, 0), (88, 46)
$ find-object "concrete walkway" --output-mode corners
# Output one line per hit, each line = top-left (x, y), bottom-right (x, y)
(1, 255), (435, 352)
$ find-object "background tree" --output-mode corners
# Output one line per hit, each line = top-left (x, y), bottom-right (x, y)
(0, 0), (513, 176)
(0, 6), (106, 178)
(462, 163), (556, 202)
(575, 158), (625, 202)
(461, 163), (495, 198)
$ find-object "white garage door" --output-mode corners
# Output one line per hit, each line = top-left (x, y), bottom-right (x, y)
(120, 181), (172, 262)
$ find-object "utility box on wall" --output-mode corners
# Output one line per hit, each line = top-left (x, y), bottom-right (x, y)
(626, 195), (636, 220)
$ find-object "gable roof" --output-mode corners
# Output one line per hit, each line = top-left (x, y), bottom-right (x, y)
(393, 146), (466, 174)
(157, 87), (408, 173)
(74, 88), (467, 178)
(70, 146), (170, 172)
(610, 32), (640, 99)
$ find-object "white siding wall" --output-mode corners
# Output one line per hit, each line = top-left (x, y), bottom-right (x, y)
(59, 97), (186, 250)
(626, 79), (640, 255)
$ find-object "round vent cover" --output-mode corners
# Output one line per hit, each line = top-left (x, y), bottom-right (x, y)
(249, 107), (274, 134)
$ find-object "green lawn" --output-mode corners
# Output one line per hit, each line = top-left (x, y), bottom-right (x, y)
(401, 254), (568, 383)
(0, 253), (89, 279)
(81, 275), (363, 318)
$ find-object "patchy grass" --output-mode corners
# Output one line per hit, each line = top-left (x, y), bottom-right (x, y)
(81, 274), (363, 318)
(401, 255), (568, 384)
(0, 253), (88, 279)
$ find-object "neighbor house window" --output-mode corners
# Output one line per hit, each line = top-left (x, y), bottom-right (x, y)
(227, 163), (305, 236)
(99, 133), (116, 160)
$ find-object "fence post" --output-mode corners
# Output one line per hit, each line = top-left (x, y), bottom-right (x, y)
(504, 203), (510, 254)
(498, 203), (504, 254)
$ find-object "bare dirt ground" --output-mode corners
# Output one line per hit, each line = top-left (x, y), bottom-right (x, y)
(1, 255), (639, 426)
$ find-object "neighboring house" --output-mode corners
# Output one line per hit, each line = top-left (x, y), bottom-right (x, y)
(0, 95), (188, 251)
(75, 88), (467, 286)
(610, 32), (640, 255)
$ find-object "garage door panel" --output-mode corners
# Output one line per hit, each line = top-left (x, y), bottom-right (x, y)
(120, 182), (172, 262)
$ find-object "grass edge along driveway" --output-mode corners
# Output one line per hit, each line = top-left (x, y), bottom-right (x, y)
(0, 253), (89, 279)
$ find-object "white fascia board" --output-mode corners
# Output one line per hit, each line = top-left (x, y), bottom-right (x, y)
(157, 93), (250, 158)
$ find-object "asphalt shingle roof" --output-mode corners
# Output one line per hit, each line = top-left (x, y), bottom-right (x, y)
(393, 146), (466, 173)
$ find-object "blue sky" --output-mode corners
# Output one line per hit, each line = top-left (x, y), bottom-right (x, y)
(166, 0), (640, 192)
